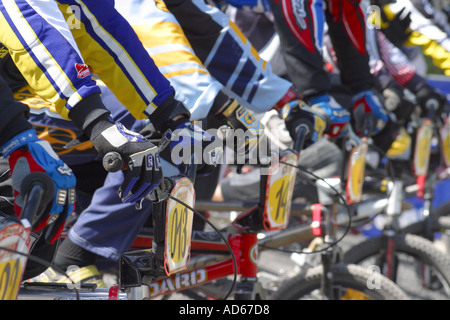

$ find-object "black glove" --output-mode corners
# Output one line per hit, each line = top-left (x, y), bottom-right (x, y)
(68, 93), (184, 204)
(415, 84), (448, 119)
(212, 99), (269, 164)
(381, 7), (412, 48)
(88, 117), (162, 204)
(372, 117), (401, 153)
(382, 86), (415, 123)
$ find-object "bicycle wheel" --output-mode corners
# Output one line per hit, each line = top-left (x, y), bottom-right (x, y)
(273, 263), (409, 300)
(432, 201), (450, 218)
(402, 216), (450, 236)
(344, 233), (450, 299)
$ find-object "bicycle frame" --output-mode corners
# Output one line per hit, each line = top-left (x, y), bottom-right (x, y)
(119, 209), (318, 300)
(354, 111), (447, 283)
(121, 126), (368, 300)
(118, 126), (312, 300)
(16, 124), (392, 300)
(14, 124), (309, 300)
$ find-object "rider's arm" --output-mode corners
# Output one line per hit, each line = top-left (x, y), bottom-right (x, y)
(0, 0), (189, 133)
(381, 1), (450, 76)
(0, 0), (192, 204)
(0, 72), (32, 147)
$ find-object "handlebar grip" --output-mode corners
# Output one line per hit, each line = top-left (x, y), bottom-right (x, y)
(103, 151), (124, 172)
(20, 172), (55, 226)
(293, 125), (308, 153)
(426, 98), (439, 111)
(362, 115), (374, 138)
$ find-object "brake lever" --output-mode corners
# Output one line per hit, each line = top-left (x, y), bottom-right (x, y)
(146, 182), (168, 203)
(158, 129), (173, 152)
(134, 182), (169, 210)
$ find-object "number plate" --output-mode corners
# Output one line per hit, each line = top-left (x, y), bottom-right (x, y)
(440, 118), (450, 168)
(263, 152), (298, 231)
(345, 139), (368, 204)
(0, 218), (31, 300)
(413, 120), (433, 176)
(164, 177), (195, 275)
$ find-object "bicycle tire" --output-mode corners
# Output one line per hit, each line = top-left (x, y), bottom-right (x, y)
(343, 233), (450, 299)
(401, 201), (450, 235)
(272, 263), (409, 300)
(432, 201), (450, 218)
(402, 216), (450, 235)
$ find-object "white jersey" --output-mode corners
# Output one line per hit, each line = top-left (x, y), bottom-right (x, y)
(115, 0), (292, 120)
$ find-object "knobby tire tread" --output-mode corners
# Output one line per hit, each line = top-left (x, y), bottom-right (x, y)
(273, 263), (409, 300)
(343, 233), (450, 299)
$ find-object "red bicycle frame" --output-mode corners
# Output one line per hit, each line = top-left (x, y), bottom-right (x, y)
(121, 210), (319, 300)
(118, 128), (314, 300)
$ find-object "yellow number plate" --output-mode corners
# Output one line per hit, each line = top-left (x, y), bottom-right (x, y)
(0, 219), (31, 300)
(440, 118), (450, 168)
(413, 120), (433, 177)
(164, 177), (195, 275)
(0, 259), (24, 300)
(346, 139), (368, 204)
(263, 152), (298, 231)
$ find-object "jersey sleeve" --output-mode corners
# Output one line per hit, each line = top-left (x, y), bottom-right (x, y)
(0, 0), (102, 120)
(0, 0), (176, 122)
(384, 1), (450, 76)
(0, 74), (32, 148)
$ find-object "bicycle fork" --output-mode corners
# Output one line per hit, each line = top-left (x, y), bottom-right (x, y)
(378, 179), (403, 282)
(378, 179), (438, 288)
(320, 248), (337, 299)
(378, 231), (398, 282)
(319, 202), (341, 299)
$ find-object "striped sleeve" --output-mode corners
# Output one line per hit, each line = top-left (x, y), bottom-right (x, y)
(0, 0), (101, 120)
(57, 0), (176, 119)
(166, 0), (293, 113)
(0, 0), (178, 122)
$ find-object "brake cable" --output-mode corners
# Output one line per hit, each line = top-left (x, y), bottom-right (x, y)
(270, 134), (404, 255)
(258, 162), (353, 255)
(166, 194), (238, 301)
(0, 191), (238, 301)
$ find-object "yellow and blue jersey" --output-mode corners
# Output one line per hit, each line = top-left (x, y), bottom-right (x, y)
(0, 0), (175, 121)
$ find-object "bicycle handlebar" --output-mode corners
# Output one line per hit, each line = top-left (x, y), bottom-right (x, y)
(103, 151), (124, 173)
(361, 115), (374, 138)
(19, 172), (55, 228)
(102, 149), (197, 205)
(293, 125), (308, 153)
(102, 151), (197, 177)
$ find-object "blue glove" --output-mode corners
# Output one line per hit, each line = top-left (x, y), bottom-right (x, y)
(309, 94), (351, 138)
(169, 121), (223, 176)
(1, 129), (76, 243)
(352, 90), (389, 136)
